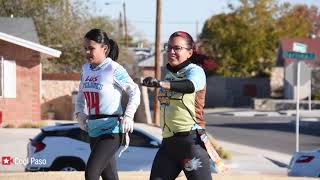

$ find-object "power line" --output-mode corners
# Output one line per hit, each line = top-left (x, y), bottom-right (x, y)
(129, 19), (205, 25)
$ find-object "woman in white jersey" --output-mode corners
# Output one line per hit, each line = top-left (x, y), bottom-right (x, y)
(75, 28), (140, 180)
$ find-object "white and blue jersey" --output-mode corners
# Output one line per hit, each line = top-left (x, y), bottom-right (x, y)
(75, 58), (140, 137)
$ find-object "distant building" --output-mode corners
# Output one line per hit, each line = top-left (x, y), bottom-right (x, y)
(275, 37), (320, 99)
(0, 17), (61, 125)
(137, 51), (167, 78)
(129, 47), (153, 61)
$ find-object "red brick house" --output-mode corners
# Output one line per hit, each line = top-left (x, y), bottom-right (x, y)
(0, 17), (61, 125)
(276, 37), (320, 99)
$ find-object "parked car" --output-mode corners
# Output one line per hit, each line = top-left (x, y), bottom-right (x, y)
(288, 149), (320, 177)
(25, 122), (162, 171)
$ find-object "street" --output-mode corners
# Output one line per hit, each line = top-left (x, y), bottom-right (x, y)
(205, 113), (320, 155)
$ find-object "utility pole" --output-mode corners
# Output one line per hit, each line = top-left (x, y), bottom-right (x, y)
(154, 0), (161, 126)
(118, 12), (123, 41)
(195, 20), (199, 40)
(123, 2), (128, 48)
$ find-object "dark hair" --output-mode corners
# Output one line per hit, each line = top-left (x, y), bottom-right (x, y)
(169, 31), (200, 62)
(84, 28), (119, 61)
(169, 31), (195, 50)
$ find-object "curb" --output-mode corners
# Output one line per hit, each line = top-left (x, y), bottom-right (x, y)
(289, 118), (320, 128)
(215, 111), (283, 117)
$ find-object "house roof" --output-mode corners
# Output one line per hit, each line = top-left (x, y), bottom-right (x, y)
(138, 51), (166, 67)
(277, 38), (320, 66)
(0, 32), (61, 58)
(0, 17), (39, 43)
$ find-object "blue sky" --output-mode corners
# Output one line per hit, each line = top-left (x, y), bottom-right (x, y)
(93, 0), (319, 44)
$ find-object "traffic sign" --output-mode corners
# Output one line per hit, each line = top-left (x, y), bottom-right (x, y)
(293, 42), (307, 53)
(283, 51), (316, 60)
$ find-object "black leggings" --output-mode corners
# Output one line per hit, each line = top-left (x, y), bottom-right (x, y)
(150, 133), (212, 180)
(85, 133), (121, 180)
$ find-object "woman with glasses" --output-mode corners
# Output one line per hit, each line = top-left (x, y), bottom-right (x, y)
(142, 31), (212, 180)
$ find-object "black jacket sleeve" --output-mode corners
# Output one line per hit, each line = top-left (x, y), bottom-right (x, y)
(170, 80), (195, 93)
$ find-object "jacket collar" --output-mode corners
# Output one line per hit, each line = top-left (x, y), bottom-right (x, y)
(166, 59), (191, 73)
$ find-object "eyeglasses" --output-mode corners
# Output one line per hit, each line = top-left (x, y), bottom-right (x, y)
(165, 45), (191, 52)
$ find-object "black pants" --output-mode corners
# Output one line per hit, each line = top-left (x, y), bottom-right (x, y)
(150, 132), (212, 180)
(85, 133), (121, 180)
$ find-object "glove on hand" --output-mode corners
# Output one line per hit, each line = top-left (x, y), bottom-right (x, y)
(76, 112), (88, 131)
(121, 115), (134, 133)
(142, 77), (160, 87)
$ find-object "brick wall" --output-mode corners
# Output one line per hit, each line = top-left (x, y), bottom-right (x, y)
(141, 67), (155, 77)
(0, 40), (41, 125)
(43, 73), (80, 81)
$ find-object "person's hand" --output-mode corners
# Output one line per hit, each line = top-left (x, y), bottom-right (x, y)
(120, 115), (134, 133)
(142, 77), (161, 87)
(76, 112), (88, 131)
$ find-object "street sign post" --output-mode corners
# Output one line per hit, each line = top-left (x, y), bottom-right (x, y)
(283, 42), (316, 152)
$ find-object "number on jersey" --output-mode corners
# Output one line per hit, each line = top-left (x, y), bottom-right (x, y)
(83, 92), (100, 115)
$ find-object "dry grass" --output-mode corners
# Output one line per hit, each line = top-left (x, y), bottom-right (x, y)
(2, 123), (16, 128)
(2, 121), (49, 128)
(17, 121), (49, 128)
(207, 133), (232, 160)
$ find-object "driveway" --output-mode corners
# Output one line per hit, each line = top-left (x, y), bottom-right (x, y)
(0, 128), (40, 171)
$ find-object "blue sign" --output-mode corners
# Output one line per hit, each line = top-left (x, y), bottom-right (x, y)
(283, 51), (316, 60)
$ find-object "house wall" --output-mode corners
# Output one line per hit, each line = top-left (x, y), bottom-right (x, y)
(205, 76), (270, 107)
(0, 40), (41, 125)
(41, 73), (80, 120)
(40, 73), (148, 123)
(141, 67), (155, 77)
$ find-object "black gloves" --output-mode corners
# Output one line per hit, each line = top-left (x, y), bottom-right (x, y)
(142, 77), (161, 87)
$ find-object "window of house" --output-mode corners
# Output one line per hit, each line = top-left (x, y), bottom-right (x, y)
(0, 57), (16, 98)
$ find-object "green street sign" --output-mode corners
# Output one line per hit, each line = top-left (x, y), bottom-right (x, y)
(283, 51), (316, 60)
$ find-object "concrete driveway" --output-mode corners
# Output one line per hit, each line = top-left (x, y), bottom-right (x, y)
(0, 128), (40, 171)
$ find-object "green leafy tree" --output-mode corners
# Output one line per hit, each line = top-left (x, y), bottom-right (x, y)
(277, 4), (319, 38)
(0, 0), (139, 74)
(199, 0), (318, 77)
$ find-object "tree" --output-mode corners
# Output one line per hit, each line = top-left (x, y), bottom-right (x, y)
(277, 4), (319, 38)
(0, 0), (139, 74)
(0, 0), (88, 71)
(199, 0), (319, 77)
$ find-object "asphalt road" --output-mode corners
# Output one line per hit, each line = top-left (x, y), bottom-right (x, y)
(204, 113), (320, 155)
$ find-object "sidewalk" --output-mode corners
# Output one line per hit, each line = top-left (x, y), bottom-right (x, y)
(0, 172), (318, 180)
(217, 140), (290, 175)
(205, 108), (320, 128)
(205, 108), (320, 117)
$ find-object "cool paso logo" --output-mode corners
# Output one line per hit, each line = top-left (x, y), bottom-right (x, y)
(1, 156), (46, 166)
(1, 156), (13, 165)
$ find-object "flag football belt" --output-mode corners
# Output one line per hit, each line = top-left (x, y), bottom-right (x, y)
(173, 129), (205, 137)
(88, 114), (121, 120)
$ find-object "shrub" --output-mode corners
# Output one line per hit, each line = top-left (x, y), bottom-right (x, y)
(17, 121), (48, 128)
(2, 123), (15, 128)
(313, 90), (320, 100)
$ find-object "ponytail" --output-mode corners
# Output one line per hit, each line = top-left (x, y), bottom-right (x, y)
(108, 39), (119, 61)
